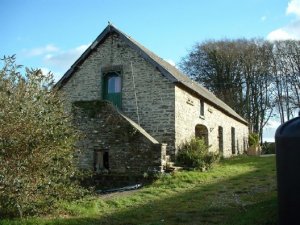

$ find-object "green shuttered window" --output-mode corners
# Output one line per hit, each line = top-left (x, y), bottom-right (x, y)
(103, 72), (122, 108)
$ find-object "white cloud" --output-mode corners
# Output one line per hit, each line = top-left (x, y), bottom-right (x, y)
(261, 16), (267, 21)
(40, 67), (62, 82)
(287, 0), (300, 17)
(43, 44), (89, 71)
(165, 59), (176, 67)
(263, 119), (281, 142)
(40, 67), (50, 74)
(75, 44), (90, 53)
(53, 73), (63, 82)
(23, 44), (59, 57)
(267, 28), (297, 41)
(267, 0), (300, 41)
(21, 43), (90, 76)
(265, 120), (281, 129)
(263, 137), (275, 142)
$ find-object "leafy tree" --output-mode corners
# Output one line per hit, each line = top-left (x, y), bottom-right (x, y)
(248, 132), (259, 147)
(0, 56), (84, 218)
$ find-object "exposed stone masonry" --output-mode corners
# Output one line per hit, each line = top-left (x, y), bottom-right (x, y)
(175, 86), (248, 157)
(59, 26), (249, 175)
(61, 33), (176, 156)
(73, 100), (166, 174)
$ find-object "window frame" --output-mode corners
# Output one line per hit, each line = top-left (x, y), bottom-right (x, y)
(218, 126), (224, 154)
(107, 75), (121, 94)
(94, 149), (109, 172)
(102, 67), (123, 109)
(231, 127), (236, 154)
(200, 99), (205, 117)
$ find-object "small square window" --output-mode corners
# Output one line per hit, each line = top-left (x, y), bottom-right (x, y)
(200, 99), (204, 117)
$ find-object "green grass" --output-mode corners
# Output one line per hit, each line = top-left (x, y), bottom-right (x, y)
(1, 156), (277, 225)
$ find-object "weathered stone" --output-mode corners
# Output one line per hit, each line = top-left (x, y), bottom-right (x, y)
(73, 100), (166, 175)
(175, 86), (249, 157)
(59, 25), (249, 174)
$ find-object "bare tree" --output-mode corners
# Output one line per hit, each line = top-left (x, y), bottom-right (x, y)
(180, 39), (274, 142)
(272, 40), (300, 122)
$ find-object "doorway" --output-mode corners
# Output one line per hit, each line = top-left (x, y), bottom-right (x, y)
(195, 124), (209, 145)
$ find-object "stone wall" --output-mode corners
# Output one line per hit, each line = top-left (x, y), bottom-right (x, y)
(175, 86), (249, 157)
(60, 32), (176, 156)
(60, 30), (249, 161)
(73, 100), (166, 175)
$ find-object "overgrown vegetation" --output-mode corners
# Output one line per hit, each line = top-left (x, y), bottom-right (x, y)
(248, 132), (260, 147)
(262, 142), (276, 154)
(72, 100), (107, 118)
(0, 56), (86, 218)
(176, 137), (219, 171)
(0, 156), (277, 225)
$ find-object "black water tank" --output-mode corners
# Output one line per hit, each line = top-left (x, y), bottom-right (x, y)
(275, 115), (300, 225)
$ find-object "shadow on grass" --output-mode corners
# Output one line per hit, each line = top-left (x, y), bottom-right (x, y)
(4, 157), (278, 225)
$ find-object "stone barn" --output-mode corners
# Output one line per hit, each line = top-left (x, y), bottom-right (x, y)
(56, 24), (249, 175)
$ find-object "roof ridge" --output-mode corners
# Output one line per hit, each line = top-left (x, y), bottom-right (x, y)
(55, 24), (248, 125)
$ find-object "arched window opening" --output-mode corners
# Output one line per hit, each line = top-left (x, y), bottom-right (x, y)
(195, 124), (209, 146)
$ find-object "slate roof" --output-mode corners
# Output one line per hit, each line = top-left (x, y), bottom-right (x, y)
(56, 24), (248, 125)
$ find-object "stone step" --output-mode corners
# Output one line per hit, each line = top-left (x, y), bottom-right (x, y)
(167, 161), (176, 167)
(165, 161), (183, 173)
(164, 155), (183, 172)
(165, 165), (183, 173)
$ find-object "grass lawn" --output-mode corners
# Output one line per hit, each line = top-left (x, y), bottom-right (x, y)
(1, 155), (277, 225)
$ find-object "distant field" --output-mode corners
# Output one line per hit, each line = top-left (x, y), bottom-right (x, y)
(1, 155), (277, 225)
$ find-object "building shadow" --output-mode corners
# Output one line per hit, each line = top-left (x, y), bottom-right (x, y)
(19, 157), (278, 225)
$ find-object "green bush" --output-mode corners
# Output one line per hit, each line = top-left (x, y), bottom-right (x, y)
(261, 142), (276, 154)
(0, 56), (88, 218)
(176, 138), (219, 171)
(249, 132), (259, 147)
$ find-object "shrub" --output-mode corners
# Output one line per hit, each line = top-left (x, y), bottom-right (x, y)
(261, 142), (276, 154)
(249, 132), (259, 147)
(0, 56), (87, 218)
(176, 138), (219, 171)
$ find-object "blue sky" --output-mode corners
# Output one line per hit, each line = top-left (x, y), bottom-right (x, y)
(1, 0), (300, 141)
